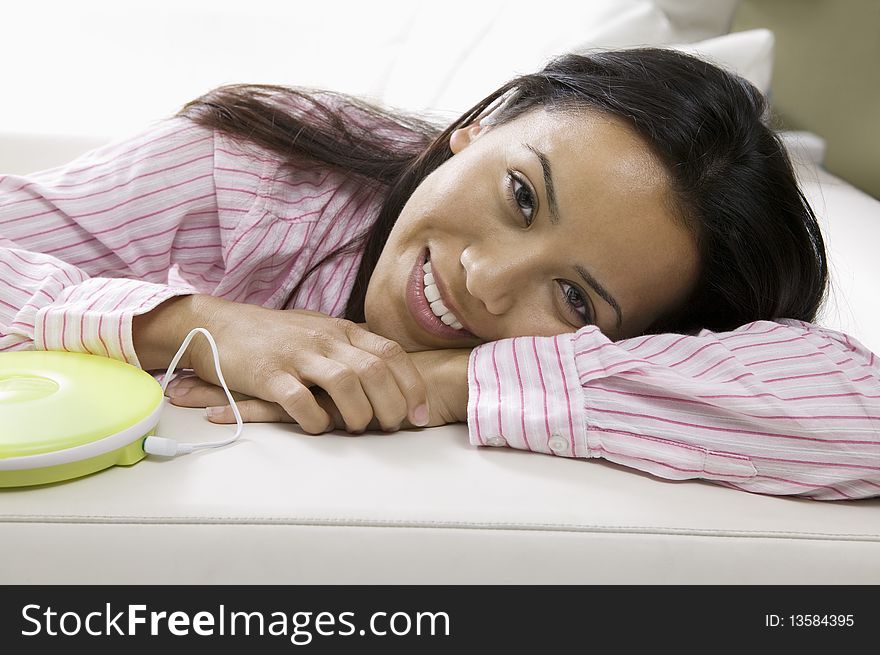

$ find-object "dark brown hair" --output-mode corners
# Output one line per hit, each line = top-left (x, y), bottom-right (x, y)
(178, 48), (827, 336)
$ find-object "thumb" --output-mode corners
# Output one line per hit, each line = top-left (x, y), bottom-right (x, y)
(204, 398), (296, 424)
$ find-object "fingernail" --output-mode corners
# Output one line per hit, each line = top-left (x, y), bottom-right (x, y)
(168, 387), (189, 399)
(413, 404), (429, 426)
(205, 406), (223, 417)
(166, 375), (186, 389)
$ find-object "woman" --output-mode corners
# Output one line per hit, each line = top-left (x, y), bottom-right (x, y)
(2, 49), (878, 500)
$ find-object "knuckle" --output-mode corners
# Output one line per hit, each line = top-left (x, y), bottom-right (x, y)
(376, 339), (405, 360)
(302, 421), (328, 436)
(349, 422), (369, 434)
(359, 355), (389, 381)
(278, 388), (328, 434)
(281, 385), (314, 410)
(307, 329), (331, 351)
(328, 366), (358, 389)
(383, 406), (408, 428)
(299, 418), (332, 434)
(349, 412), (373, 433)
(331, 317), (355, 332)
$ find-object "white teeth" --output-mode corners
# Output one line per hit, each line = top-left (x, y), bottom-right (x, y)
(421, 260), (463, 329)
(424, 283), (442, 304)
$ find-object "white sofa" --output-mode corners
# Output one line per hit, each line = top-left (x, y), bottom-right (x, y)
(2, 1), (879, 584)
(2, 153), (879, 585)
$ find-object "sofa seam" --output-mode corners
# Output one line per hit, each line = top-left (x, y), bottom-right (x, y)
(1, 515), (879, 542)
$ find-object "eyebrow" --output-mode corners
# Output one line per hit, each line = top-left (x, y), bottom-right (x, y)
(525, 144), (561, 225)
(524, 143), (624, 333)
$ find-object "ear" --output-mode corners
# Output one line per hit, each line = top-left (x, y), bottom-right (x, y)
(449, 122), (486, 154)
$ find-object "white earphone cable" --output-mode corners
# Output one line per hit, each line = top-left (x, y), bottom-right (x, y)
(142, 327), (243, 457)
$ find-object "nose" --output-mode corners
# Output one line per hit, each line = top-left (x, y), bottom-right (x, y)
(460, 245), (530, 316)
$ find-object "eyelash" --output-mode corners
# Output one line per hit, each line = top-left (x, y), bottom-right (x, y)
(504, 170), (594, 326)
(558, 281), (591, 325)
(505, 169), (537, 226)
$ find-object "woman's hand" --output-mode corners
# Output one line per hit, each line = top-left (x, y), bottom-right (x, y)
(168, 297), (430, 434)
(165, 347), (472, 432)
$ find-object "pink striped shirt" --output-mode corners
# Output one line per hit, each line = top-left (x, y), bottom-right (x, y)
(469, 322), (880, 500)
(2, 110), (879, 500)
(0, 115), (382, 362)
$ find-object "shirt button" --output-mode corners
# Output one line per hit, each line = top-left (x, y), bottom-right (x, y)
(486, 435), (507, 447)
(548, 434), (569, 453)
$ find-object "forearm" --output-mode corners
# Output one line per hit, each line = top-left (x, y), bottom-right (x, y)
(467, 321), (880, 500)
(1, 241), (197, 363)
(132, 293), (227, 370)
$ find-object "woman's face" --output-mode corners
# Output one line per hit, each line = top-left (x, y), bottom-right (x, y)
(364, 108), (700, 351)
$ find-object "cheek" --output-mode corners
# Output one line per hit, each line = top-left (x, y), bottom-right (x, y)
(424, 158), (494, 220)
(498, 301), (573, 340)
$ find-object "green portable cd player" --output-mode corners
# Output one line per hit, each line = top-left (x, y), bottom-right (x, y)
(0, 350), (164, 487)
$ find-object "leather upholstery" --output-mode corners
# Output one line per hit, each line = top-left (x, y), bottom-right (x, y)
(1, 156), (878, 584)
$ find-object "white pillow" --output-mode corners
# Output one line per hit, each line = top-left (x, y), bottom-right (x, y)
(670, 29), (775, 97)
(653, 0), (741, 41)
(380, 0), (746, 115)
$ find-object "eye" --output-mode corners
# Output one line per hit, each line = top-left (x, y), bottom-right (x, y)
(505, 170), (536, 226)
(557, 280), (593, 326)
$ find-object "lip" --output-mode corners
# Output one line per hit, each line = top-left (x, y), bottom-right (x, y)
(407, 248), (475, 341)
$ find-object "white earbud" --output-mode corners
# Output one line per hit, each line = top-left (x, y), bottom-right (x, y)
(478, 88), (519, 127)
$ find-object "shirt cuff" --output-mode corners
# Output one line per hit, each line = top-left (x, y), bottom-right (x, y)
(467, 334), (589, 458)
(34, 278), (194, 368)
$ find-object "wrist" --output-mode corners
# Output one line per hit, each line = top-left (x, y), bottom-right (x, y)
(133, 294), (223, 370)
(446, 348), (471, 423)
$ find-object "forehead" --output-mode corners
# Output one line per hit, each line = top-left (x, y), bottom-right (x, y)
(495, 109), (699, 336)
(510, 108), (669, 197)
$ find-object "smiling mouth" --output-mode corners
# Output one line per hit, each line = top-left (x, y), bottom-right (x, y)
(422, 258), (464, 329)
(407, 248), (475, 341)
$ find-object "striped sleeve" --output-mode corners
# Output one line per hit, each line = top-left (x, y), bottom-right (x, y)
(467, 319), (880, 501)
(0, 118), (223, 367)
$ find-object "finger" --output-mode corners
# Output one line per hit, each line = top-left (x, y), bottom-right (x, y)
(297, 356), (374, 433)
(264, 370), (334, 435)
(342, 324), (429, 426)
(205, 398), (296, 424)
(311, 388), (398, 434)
(162, 371), (197, 386)
(166, 376), (253, 407)
(206, 392), (394, 435)
(329, 342), (408, 431)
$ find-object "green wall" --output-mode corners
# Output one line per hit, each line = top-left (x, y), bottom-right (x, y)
(733, 0), (880, 198)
